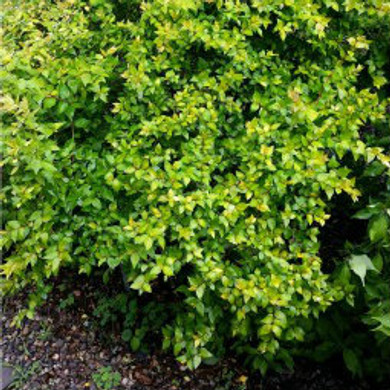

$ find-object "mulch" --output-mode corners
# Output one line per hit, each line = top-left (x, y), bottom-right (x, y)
(0, 274), (384, 390)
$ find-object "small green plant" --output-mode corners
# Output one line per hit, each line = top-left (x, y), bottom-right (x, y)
(92, 366), (121, 390)
(58, 293), (75, 310)
(93, 292), (171, 353)
(215, 368), (235, 390)
(8, 361), (41, 390)
(38, 322), (53, 341)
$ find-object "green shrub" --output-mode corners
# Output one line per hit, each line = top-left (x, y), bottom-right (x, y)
(1, 0), (389, 371)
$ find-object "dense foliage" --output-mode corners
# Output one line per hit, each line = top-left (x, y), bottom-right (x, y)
(301, 125), (390, 379)
(1, 0), (389, 373)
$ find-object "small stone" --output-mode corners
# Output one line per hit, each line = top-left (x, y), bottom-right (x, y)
(52, 353), (60, 361)
(1, 363), (15, 389)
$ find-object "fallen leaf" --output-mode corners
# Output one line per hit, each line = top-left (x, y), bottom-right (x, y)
(134, 369), (153, 385)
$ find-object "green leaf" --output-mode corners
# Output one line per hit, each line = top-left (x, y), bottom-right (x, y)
(193, 355), (202, 369)
(57, 101), (68, 114)
(131, 253), (140, 268)
(372, 313), (390, 336)
(173, 343), (182, 356)
(348, 254), (377, 285)
(196, 284), (205, 299)
(372, 253), (383, 272)
(131, 336), (141, 351)
(122, 329), (132, 341)
(144, 237), (153, 250)
(369, 215), (388, 242)
(352, 208), (375, 220)
(74, 118), (90, 128)
(107, 257), (121, 269)
(59, 84), (71, 99)
(43, 97), (56, 109)
(130, 275), (145, 290)
(337, 264), (351, 284)
(343, 349), (361, 376)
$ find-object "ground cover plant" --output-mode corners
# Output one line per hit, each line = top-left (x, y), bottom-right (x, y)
(1, 0), (390, 378)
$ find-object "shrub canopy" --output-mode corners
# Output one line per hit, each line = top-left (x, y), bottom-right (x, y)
(2, 0), (390, 370)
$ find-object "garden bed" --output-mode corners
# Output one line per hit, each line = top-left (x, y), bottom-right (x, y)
(1, 273), (383, 390)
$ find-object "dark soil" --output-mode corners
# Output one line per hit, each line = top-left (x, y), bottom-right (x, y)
(0, 274), (384, 390)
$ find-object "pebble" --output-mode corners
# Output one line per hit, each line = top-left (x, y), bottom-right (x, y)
(22, 326), (30, 336)
(121, 377), (131, 386)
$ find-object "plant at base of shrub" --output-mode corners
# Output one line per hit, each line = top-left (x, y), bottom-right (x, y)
(93, 291), (171, 352)
(7, 361), (42, 390)
(92, 366), (121, 390)
(1, 0), (390, 372)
